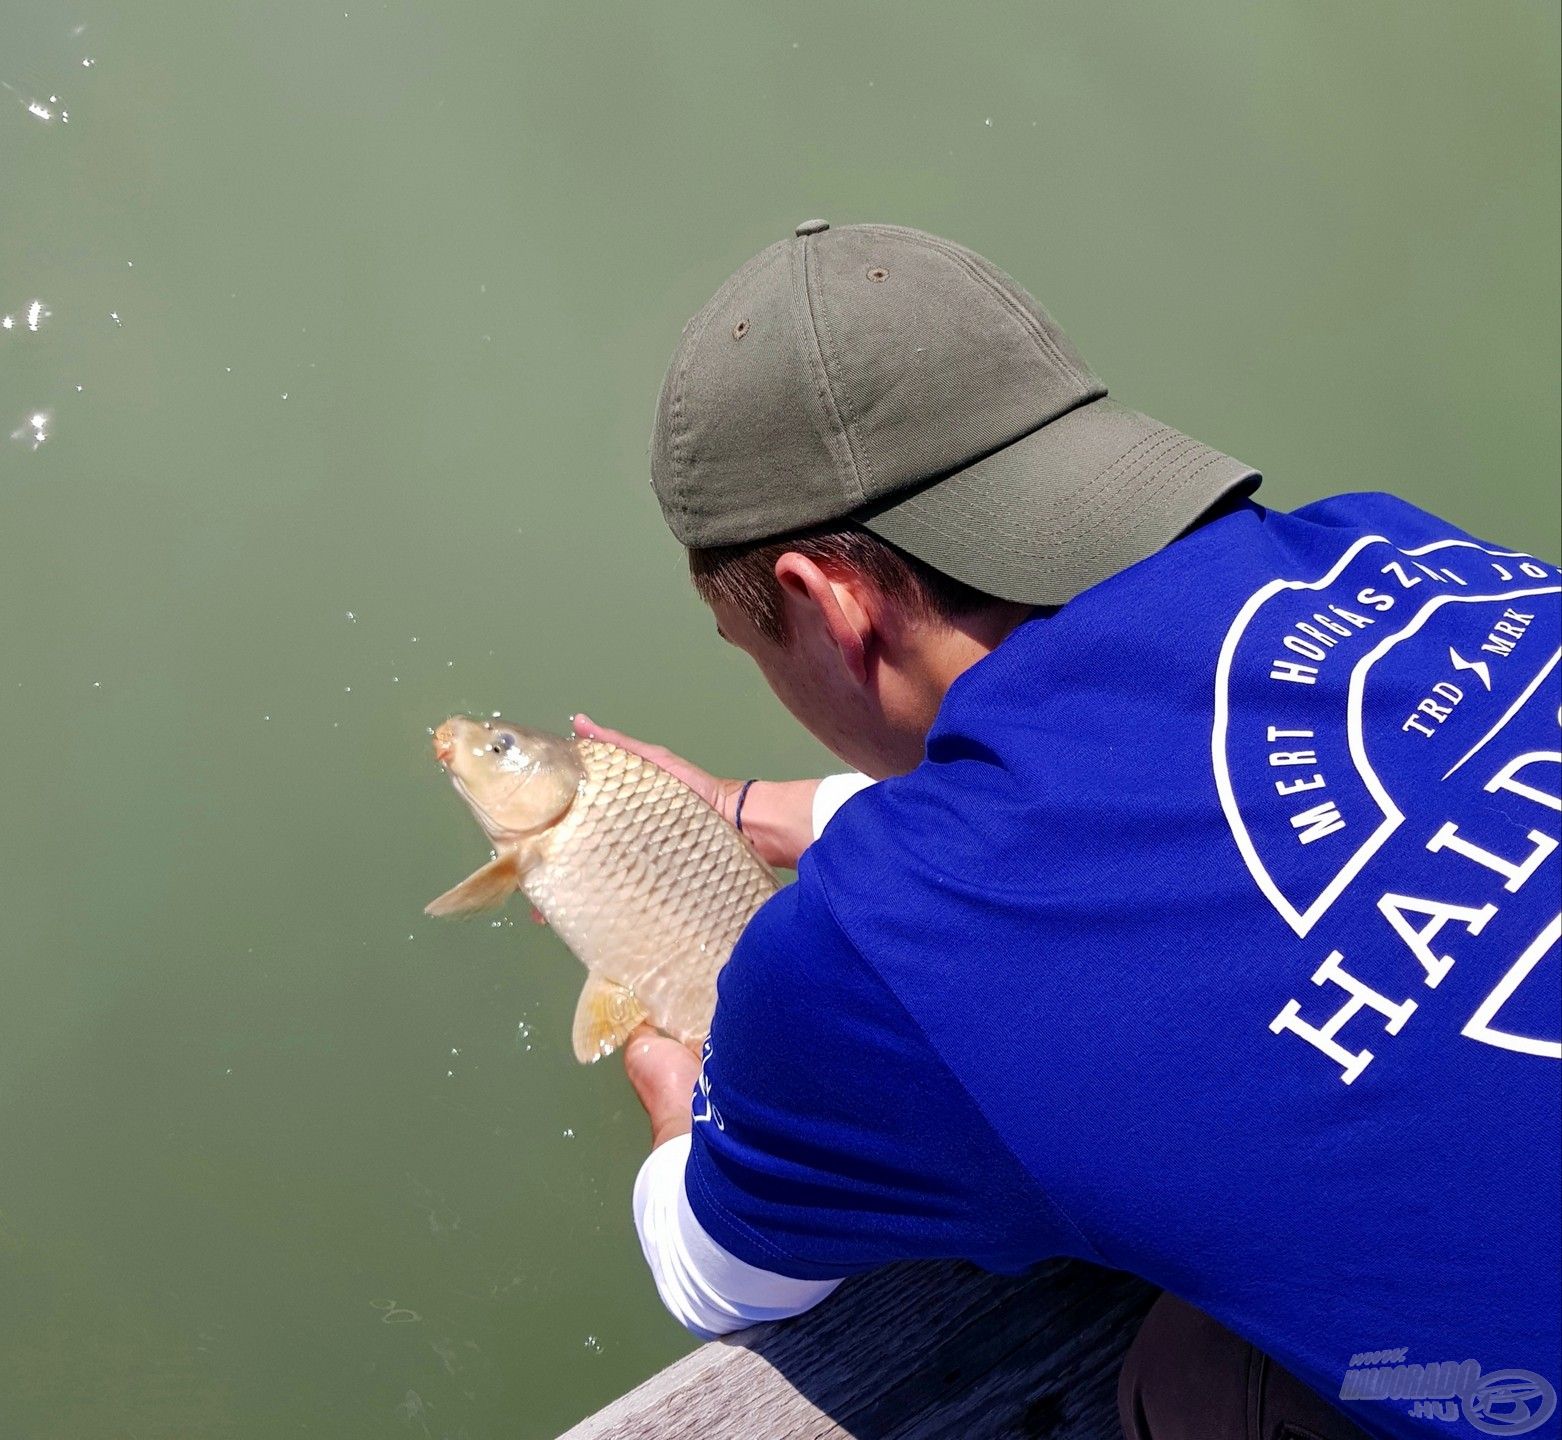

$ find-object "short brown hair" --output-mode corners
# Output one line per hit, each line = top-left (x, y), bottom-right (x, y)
(688, 523), (1004, 644)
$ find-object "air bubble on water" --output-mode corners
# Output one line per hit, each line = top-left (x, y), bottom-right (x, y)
(562, 1128), (575, 1139)
(345, 610), (356, 622)
(344, 686), (351, 693)
(82, 57), (95, 67)
(583, 1335), (602, 1353)
(391, 675), (399, 683)
(984, 116), (992, 127)
(25, 300), (48, 332)
(2, 316), (12, 330)
(281, 392), (288, 400)
(490, 710), (501, 718)
(109, 311), (121, 325)
(26, 101), (52, 121)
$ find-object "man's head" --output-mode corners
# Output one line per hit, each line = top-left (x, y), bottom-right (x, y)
(690, 522), (1032, 777)
(650, 221), (1259, 772)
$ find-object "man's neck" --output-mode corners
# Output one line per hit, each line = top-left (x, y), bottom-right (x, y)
(904, 600), (1037, 729)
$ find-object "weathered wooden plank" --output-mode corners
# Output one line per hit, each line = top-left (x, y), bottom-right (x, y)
(559, 1260), (1155, 1440)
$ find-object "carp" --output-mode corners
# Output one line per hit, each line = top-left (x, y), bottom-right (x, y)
(425, 716), (777, 1062)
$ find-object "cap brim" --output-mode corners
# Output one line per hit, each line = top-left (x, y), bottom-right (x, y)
(856, 397), (1259, 607)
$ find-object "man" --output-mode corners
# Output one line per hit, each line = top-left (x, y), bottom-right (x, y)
(590, 221), (1561, 1440)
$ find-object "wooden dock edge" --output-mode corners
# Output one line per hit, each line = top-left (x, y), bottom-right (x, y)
(560, 1259), (1156, 1439)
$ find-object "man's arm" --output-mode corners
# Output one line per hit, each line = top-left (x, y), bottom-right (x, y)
(617, 758), (873, 1337)
(624, 1029), (842, 1337)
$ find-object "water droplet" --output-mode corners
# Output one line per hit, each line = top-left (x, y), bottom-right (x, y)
(345, 610), (356, 622)
(12, 410), (50, 449)
(984, 116), (992, 127)
(109, 311), (121, 326)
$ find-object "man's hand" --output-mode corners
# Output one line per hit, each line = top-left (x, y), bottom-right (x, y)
(623, 1024), (701, 1150)
(571, 714), (819, 870)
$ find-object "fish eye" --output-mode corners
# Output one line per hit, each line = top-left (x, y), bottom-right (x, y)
(491, 732), (516, 752)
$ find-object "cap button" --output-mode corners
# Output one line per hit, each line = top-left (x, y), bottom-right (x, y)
(794, 218), (829, 237)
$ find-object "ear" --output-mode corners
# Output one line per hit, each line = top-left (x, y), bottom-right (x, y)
(773, 552), (873, 684)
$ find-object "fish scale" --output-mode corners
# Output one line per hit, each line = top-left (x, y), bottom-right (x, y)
(526, 741), (778, 1052)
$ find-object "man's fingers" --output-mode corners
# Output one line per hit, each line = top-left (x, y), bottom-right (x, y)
(623, 1025), (701, 1105)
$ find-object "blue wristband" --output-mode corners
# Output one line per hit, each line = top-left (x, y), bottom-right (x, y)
(732, 778), (757, 833)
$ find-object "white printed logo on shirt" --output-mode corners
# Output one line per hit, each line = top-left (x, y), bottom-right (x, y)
(1212, 533), (1560, 1082)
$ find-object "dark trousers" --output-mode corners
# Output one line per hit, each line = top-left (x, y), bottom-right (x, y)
(1119, 1294), (1374, 1440)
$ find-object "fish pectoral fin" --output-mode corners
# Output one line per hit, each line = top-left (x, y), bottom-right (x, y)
(571, 976), (647, 1065)
(423, 852), (520, 918)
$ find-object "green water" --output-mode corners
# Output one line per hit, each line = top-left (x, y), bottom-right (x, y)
(1, 2), (1556, 1435)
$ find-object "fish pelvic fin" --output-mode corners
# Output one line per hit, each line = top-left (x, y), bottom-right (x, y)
(571, 975), (647, 1065)
(424, 851), (520, 918)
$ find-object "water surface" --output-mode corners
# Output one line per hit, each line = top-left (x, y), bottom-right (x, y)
(1, 3), (1557, 1435)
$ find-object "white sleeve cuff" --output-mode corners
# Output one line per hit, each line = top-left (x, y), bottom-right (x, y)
(632, 1134), (842, 1339)
(811, 772), (876, 840)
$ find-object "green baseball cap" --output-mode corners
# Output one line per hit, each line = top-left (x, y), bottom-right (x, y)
(649, 221), (1260, 607)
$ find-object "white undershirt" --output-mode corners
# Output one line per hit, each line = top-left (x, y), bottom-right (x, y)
(630, 771), (873, 1336)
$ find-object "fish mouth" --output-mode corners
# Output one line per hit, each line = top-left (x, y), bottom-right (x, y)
(432, 723), (456, 766)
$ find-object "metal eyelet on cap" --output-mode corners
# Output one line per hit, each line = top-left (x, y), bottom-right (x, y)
(867, 266), (889, 283)
(732, 318), (750, 340)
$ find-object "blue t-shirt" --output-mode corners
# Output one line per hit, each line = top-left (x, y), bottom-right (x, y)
(686, 494), (1561, 1440)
